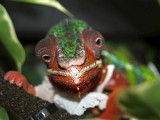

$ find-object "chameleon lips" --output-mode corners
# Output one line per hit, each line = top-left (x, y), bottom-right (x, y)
(48, 59), (102, 84)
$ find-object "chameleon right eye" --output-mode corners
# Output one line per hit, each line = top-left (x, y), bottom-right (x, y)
(35, 36), (56, 65)
(42, 54), (51, 63)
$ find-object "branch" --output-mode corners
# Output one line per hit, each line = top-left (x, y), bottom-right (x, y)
(0, 73), (83, 120)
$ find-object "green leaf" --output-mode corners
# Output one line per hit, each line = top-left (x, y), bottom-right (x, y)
(0, 4), (25, 71)
(140, 65), (157, 82)
(11, 0), (74, 18)
(22, 45), (47, 85)
(0, 106), (9, 120)
(117, 80), (160, 119)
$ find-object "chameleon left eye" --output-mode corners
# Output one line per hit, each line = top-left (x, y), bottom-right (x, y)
(83, 29), (104, 58)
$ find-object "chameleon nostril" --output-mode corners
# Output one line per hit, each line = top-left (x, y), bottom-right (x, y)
(58, 55), (86, 69)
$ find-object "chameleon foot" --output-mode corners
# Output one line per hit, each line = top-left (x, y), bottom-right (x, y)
(4, 71), (29, 92)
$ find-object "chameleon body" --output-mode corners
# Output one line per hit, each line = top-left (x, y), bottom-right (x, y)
(4, 19), (157, 119)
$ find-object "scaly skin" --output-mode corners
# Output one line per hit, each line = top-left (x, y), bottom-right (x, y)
(5, 19), (156, 119)
(35, 19), (106, 96)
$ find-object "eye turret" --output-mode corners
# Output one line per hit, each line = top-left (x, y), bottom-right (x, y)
(35, 36), (55, 66)
(83, 29), (104, 58)
(95, 37), (103, 48)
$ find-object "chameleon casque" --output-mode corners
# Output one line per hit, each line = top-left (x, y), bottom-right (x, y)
(4, 19), (157, 119)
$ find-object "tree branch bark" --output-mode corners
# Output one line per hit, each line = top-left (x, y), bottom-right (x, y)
(0, 74), (82, 120)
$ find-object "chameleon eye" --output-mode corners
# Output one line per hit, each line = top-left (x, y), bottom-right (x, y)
(42, 54), (51, 63)
(83, 29), (104, 58)
(95, 37), (103, 47)
(35, 36), (55, 65)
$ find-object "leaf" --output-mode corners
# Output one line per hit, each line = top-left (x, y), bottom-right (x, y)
(140, 65), (158, 82)
(0, 106), (9, 120)
(22, 45), (47, 86)
(117, 80), (160, 119)
(11, 0), (74, 18)
(0, 4), (26, 71)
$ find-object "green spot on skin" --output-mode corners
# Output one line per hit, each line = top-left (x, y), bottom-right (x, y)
(61, 39), (77, 58)
(48, 19), (88, 59)
(48, 19), (88, 37)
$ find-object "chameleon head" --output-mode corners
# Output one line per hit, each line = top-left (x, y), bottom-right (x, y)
(35, 19), (104, 96)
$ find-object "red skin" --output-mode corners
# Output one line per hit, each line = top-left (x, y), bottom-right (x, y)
(98, 69), (130, 119)
(4, 71), (35, 95)
(48, 47), (102, 96)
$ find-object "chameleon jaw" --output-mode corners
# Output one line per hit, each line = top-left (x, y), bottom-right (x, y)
(47, 59), (102, 84)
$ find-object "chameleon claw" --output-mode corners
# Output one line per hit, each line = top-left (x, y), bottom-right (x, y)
(16, 82), (22, 87)
(9, 80), (14, 84)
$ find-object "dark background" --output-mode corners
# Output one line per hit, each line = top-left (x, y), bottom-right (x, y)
(1, 0), (160, 67)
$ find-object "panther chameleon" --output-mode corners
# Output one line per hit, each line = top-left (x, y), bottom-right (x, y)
(4, 19), (157, 119)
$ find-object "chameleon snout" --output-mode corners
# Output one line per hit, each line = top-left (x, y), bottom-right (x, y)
(57, 55), (85, 69)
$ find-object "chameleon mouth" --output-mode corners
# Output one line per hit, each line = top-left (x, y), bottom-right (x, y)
(47, 59), (102, 79)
